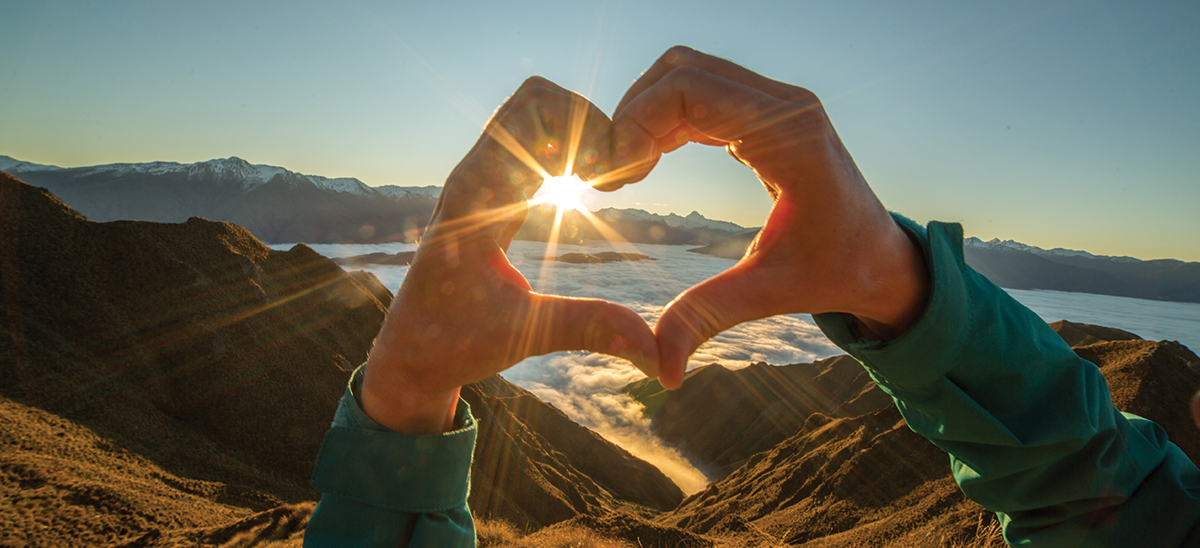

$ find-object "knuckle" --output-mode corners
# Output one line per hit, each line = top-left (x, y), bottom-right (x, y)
(663, 45), (698, 64)
(521, 75), (552, 89)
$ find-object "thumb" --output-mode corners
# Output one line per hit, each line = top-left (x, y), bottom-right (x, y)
(519, 293), (661, 379)
(654, 262), (784, 390)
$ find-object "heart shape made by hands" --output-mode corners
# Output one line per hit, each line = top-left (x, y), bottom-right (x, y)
(362, 47), (929, 434)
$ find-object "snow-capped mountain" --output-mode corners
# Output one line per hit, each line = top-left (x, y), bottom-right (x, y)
(1, 155), (386, 196)
(594, 207), (745, 233)
(375, 184), (443, 200)
(963, 237), (1141, 264)
(1, 155), (441, 244)
(962, 237), (1199, 304)
(3, 154), (751, 247)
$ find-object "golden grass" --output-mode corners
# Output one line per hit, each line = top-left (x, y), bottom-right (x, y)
(476, 519), (638, 548)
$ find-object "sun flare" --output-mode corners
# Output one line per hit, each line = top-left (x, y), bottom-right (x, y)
(531, 174), (594, 212)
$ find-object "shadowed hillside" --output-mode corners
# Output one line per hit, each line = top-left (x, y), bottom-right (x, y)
(625, 356), (891, 480)
(633, 322), (1200, 547)
(0, 172), (682, 546)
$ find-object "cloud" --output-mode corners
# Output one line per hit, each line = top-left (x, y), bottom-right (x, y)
(269, 239), (1200, 493)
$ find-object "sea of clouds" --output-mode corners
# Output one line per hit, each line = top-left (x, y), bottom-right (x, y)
(272, 240), (1200, 493)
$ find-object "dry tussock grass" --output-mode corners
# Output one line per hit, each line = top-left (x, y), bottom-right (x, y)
(477, 519), (637, 548)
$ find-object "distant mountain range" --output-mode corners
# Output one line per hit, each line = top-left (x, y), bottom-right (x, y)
(687, 229), (1200, 304)
(6, 154), (1195, 303)
(961, 237), (1200, 303)
(1, 155), (745, 246)
(0, 155), (441, 244)
(516, 203), (747, 246)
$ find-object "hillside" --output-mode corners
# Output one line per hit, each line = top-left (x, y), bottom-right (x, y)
(0, 173), (681, 546)
(630, 322), (1200, 547)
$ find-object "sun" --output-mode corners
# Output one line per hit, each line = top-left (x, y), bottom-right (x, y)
(530, 174), (594, 212)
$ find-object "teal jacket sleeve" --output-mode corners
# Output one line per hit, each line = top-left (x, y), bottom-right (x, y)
(304, 365), (478, 548)
(814, 216), (1200, 546)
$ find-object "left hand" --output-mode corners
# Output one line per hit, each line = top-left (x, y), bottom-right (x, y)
(361, 77), (660, 434)
(606, 47), (929, 390)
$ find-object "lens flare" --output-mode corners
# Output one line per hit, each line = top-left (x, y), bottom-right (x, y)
(531, 174), (595, 212)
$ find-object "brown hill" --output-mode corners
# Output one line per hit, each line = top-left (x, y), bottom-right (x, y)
(465, 377), (683, 531)
(0, 171), (391, 501)
(645, 322), (1200, 547)
(0, 172), (683, 545)
(624, 356), (892, 479)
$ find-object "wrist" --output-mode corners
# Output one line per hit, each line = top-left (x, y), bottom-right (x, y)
(847, 218), (930, 341)
(360, 354), (461, 435)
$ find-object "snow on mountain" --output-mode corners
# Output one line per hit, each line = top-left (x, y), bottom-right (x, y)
(964, 237), (1141, 264)
(376, 185), (443, 200)
(0, 155), (60, 173)
(594, 207), (744, 232)
(0, 155), (438, 198)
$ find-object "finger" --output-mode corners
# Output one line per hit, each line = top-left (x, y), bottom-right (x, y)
(517, 293), (661, 379)
(615, 46), (810, 116)
(441, 78), (607, 227)
(620, 65), (804, 146)
(495, 76), (617, 182)
(653, 260), (791, 390)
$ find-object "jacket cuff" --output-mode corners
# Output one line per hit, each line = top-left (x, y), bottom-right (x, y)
(813, 213), (972, 394)
(310, 365), (477, 513)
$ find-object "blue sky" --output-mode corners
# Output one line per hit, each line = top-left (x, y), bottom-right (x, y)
(2, 0), (1197, 261)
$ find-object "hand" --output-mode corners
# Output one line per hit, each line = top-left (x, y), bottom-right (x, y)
(610, 46), (929, 390)
(361, 77), (660, 434)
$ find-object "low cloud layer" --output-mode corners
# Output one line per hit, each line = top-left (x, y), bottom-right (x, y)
(272, 239), (1200, 493)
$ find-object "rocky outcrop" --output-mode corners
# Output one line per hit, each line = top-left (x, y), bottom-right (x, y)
(543, 252), (655, 264)
(331, 251), (416, 268)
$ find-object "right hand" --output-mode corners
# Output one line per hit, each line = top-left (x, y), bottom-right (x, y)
(361, 77), (660, 434)
(603, 46), (930, 390)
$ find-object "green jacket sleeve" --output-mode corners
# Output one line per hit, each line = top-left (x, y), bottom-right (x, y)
(814, 216), (1200, 546)
(304, 365), (478, 548)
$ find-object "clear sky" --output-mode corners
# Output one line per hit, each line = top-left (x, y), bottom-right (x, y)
(3, 0), (1197, 261)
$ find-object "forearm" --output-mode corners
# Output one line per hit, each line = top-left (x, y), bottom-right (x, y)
(306, 365), (477, 548)
(815, 215), (1200, 545)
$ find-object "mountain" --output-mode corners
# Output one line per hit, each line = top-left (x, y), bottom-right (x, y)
(963, 237), (1200, 303)
(685, 228), (760, 260)
(515, 203), (744, 246)
(0, 155), (440, 244)
(1, 154), (756, 248)
(688, 228), (1200, 304)
(464, 377), (683, 531)
(0, 173), (681, 545)
(624, 356), (891, 480)
(630, 322), (1200, 546)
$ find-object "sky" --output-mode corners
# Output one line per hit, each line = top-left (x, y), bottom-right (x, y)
(2, 0), (1198, 261)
